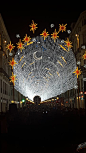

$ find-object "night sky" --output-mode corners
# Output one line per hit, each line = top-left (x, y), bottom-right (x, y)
(0, 3), (86, 50)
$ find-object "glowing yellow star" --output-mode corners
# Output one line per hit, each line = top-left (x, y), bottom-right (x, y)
(51, 29), (59, 42)
(59, 24), (67, 32)
(29, 20), (38, 33)
(82, 51), (86, 60)
(16, 39), (24, 52)
(64, 38), (73, 51)
(73, 67), (82, 78)
(10, 72), (17, 86)
(6, 41), (15, 53)
(9, 58), (17, 69)
(40, 29), (49, 40)
(22, 34), (31, 44)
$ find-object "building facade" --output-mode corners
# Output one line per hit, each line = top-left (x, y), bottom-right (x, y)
(0, 14), (26, 113)
(63, 10), (86, 109)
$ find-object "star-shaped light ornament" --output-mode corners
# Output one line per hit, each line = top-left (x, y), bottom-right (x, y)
(82, 51), (86, 60)
(29, 20), (38, 33)
(22, 34), (31, 44)
(51, 29), (59, 42)
(16, 39), (24, 52)
(9, 58), (17, 69)
(40, 29), (49, 40)
(10, 72), (17, 86)
(73, 67), (82, 78)
(59, 24), (67, 32)
(6, 41), (15, 53)
(64, 38), (73, 51)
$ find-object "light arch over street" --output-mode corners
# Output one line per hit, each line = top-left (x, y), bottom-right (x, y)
(14, 36), (77, 101)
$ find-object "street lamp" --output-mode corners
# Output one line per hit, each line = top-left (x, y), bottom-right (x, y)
(22, 99), (25, 103)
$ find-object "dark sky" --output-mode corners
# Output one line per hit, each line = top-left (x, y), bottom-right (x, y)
(0, 2), (86, 48)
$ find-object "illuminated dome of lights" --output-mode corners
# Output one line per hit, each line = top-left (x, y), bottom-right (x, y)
(13, 36), (77, 101)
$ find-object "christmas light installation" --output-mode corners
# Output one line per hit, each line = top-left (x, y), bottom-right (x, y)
(57, 71), (60, 76)
(64, 38), (73, 51)
(27, 41), (33, 46)
(40, 29), (49, 40)
(14, 35), (77, 101)
(16, 34), (20, 38)
(50, 24), (54, 28)
(22, 62), (26, 68)
(73, 67), (82, 78)
(61, 56), (67, 64)
(6, 41), (15, 53)
(58, 44), (68, 52)
(82, 51), (86, 60)
(29, 20), (38, 33)
(9, 58), (17, 69)
(16, 39), (24, 52)
(19, 55), (24, 63)
(57, 60), (63, 67)
(59, 24), (67, 32)
(22, 34), (31, 44)
(51, 29), (59, 42)
(10, 72), (17, 86)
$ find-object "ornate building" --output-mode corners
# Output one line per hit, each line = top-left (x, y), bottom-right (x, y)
(63, 10), (86, 109)
(0, 14), (26, 113)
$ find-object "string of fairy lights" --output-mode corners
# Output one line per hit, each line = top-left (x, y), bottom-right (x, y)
(5, 20), (85, 101)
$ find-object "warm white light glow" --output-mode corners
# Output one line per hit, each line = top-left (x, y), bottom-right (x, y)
(14, 36), (77, 101)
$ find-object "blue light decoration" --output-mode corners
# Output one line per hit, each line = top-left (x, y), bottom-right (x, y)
(41, 46), (46, 51)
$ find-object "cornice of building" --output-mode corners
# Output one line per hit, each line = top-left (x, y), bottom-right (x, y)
(69, 10), (86, 38)
(0, 13), (10, 42)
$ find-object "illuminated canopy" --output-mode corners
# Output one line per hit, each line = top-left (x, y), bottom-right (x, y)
(14, 36), (77, 101)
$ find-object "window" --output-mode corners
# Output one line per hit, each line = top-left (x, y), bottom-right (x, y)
(82, 19), (86, 26)
(84, 59), (86, 64)
(0, 79), (1, 92)
(11, 89), (13, 96)
(83, 33), (86, 45)
(9, 86), (10, 96)
(78, 27), (81, 32)
(82, 20), (84, 26)
(84, 19), (86, 25)
(3, 82), (4, 94)
(1, 80), (2, 93)
(77, 80), (80, 93)
(5, 83), (6, 94)
(6, 84), (8, 95)
(84, 81), (86, 91)
(0, 34), (1, 50)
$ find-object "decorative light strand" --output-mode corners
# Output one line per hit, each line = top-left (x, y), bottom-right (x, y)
(14, 36), (77, 101)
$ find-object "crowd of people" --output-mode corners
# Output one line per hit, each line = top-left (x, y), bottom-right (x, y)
(0, 106), (86, 153)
